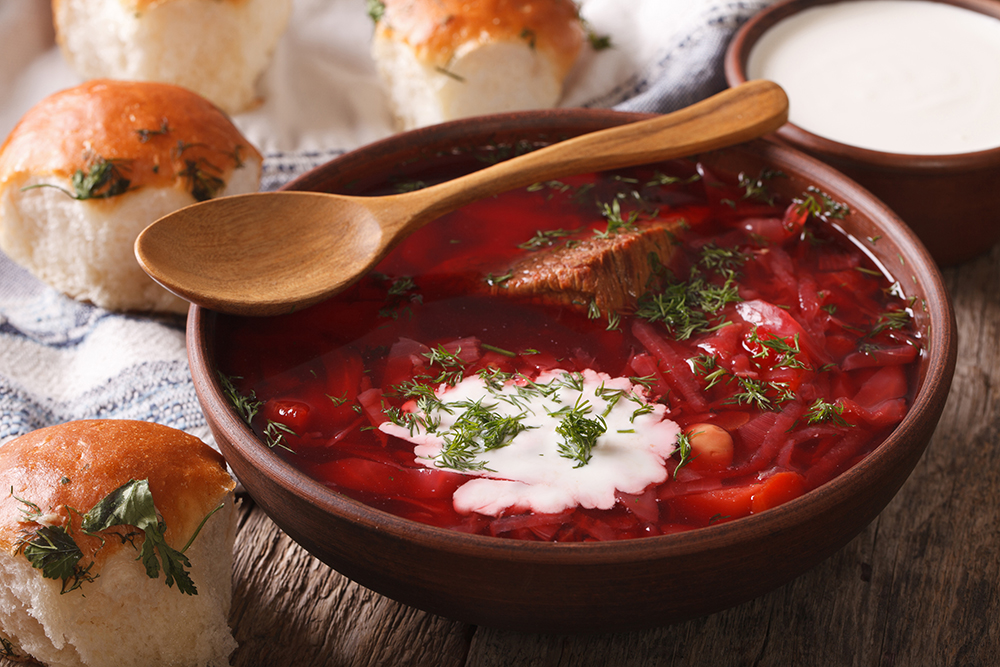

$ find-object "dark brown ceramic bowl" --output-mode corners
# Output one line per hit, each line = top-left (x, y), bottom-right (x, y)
(188, 109), (956, 633)
(725, 0), (1000, 267)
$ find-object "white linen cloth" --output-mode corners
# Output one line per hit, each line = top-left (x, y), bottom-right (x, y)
(0, 0), (773, 448)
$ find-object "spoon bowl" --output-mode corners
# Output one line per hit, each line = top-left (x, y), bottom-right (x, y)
(135, 79), (788, 316)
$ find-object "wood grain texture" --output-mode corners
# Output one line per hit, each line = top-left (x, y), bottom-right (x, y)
(0, 245), (994, 667)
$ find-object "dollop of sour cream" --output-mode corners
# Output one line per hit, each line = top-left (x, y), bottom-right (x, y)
(379, 369), (680, 516)
(747, 0), (1000, 155)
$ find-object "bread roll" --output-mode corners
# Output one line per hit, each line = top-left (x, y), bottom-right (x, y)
(51, 0), (293, 114)
(0, 80), (263, 313)
(0, 420), (238, 667)
(371, 0), (586, 130)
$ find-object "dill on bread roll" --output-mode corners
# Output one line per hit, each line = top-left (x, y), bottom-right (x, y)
(370, 0), (586, 130)
(0, 420), (238, 667)
(0, 79), (263, 313)
(52, 0), (293, 114)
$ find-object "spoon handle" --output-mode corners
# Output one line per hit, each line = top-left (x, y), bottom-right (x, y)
(388, 79), (788, 234)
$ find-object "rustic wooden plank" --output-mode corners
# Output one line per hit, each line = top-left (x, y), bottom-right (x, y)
(228, 499), (472, 667)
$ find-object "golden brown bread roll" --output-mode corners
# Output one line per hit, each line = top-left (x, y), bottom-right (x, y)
(0, 79), (263, 313)
(51, 0), (293, 114)
(0, 419), (238, 667)
(371, 0), (586, 130)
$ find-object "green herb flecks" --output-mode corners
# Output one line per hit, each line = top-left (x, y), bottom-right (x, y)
(15, 479), (220, 595)
(218, 373), (261, 425)
(435, 399), (528, 472)
(263, 420), (296, 451)
(18, 522), (94, 594)
(517, 227), (579, 250)
(553, 397), (607, 468)
(423, 344), (468, 386)
(594, 199), (640, 239)
(869, 308), (911, 337)
(485, 271), (514, 287)
(636, 244), (747, 340)
(725, 377), (795, 411)
(747, 328), (810, 370)
(23, 156), (133, 201)
(81, 479), (204, 595)
(673, 430), (694, 478)
(804, 398), (852, 427)
(377, 274), (422, 319)
(135, 120), (171, 143)
(794, 186), (849, 222)
(737, 168), (784, 205)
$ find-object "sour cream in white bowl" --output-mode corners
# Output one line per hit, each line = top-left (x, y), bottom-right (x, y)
(726, 0), (1000, 266)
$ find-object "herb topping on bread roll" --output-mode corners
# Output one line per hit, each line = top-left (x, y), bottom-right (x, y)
(0, 419), (238, 667)
(0, 80), (263, 313)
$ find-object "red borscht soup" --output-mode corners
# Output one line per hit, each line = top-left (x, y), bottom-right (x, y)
(215, 155), (921, 542)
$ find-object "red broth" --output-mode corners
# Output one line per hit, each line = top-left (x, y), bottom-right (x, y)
(214, 158), (921, 542)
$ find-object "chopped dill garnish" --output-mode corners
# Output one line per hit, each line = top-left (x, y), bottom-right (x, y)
(326, 392), (348, 406)
(378, 274), (421, 319)
(804, 398), (852, 426)
(725, 377), (794, 411)
(673, 430), (694, 478)
(481, 343), (516, 357)
(594, 199), (640, 238)
(691, 353), (729, 390)
(869, 309), (911, 336)
(747, 328), (810, 370)
(794, 186), (849, 222)
(135, 119), (171, 143)
(554, 397), (606, 468)
(636, 243), (747, 339)
(629, 374), (655, 390)
(423, 344), (467, 386)
(698, 244), (751, 274)
(646, 171), (701, 188)
(517, 227), (579, 250)
(218, 373), (261, 425)
(485, 270), (514, 287)
(737, 168), (784, 205)
(434, 399), (528, 471)
(263, 420), (296, 451)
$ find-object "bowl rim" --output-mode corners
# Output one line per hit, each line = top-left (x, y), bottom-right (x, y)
(190, 107), (957, 563)
(724, 0), (1000, 171)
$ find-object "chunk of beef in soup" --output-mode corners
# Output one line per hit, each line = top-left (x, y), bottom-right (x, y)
(490, 219), (680, 312)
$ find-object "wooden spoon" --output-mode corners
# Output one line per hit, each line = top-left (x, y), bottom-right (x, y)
(135, 80), (788, 316)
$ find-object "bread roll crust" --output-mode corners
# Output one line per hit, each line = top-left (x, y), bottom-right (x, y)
(0, 79), (261, 197)
(0, 420), (234, 563)
(377, 0), (585, 76)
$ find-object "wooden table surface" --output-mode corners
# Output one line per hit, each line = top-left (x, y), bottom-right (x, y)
(219, 244), (999, 667)
(5, 245), (995, 667)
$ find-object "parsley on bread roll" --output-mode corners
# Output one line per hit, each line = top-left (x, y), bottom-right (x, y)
(0, 420), (238, 667)
(0, 80), (263, 313)
(371, 0), (586, 130)
(51, 0), (293, 114)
